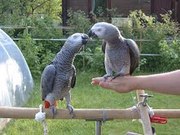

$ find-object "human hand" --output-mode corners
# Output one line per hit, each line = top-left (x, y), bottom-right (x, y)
(91, 76), (135, 93)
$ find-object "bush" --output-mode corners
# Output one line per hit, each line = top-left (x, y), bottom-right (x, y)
(128, 10), (179, 72)
(4, 9), (180, 77)
(67, 9), (92, 34)
(66, 10), (105, 73)
(17, 28), (41, 78)
(75, 42), (105, 74)
(14, 15), (63, 79)
(159, 39), (180, 71)
(68, 9), (180, 73)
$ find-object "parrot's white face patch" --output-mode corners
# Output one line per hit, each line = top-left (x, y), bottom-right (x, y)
(91, 26), (106, 39)
(68, 33), (84, 45)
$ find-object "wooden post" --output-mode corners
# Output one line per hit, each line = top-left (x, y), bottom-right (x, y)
(0, 118), (10, 130)
(136, 90), (153, 135)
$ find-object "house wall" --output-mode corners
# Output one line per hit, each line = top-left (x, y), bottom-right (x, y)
(151, 0), (180, 22)
(66, 0), (90, 14)
(151, 0), (172, 14)
(63, 0), (180, 24)
(111, 0), (151, 17)
(178, 1), (180, 22)
(65, 0), (151, 16)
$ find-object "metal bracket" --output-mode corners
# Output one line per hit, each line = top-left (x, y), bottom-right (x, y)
(139, 93), (153, 106)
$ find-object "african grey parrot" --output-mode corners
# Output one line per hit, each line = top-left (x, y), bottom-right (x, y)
(88, 22), (140, 79)
(41, 33), (89, 116)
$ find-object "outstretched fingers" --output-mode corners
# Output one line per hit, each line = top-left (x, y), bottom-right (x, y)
(91, 77), (104, 85)
(92, 76), (133, 93)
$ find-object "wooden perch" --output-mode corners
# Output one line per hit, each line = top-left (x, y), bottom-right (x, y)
(0, 106), (180, 120)
(0, 107), (139, 120)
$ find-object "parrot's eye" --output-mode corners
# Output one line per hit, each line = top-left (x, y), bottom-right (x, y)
(97, 28), (101, 32)
(73, 35), (78, 39)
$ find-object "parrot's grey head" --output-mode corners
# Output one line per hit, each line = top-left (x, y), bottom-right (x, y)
(65, 33), (89, 51)
(88, 22), (120, 41)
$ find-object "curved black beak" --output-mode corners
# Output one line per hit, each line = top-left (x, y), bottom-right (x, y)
(82, 34), (89, 45)
(87, 30), (93, 37)
(87, 30), (97, 38)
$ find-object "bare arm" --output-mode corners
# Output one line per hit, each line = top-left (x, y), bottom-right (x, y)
(91, 70), (180, 95)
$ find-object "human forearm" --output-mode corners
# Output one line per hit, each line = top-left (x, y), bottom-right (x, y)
(92, 70), (180, 95)
(135, 70), (180, 95)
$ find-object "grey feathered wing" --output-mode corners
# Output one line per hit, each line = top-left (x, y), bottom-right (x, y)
(41, 64), (56, 100)
(125, 39), (140, 75)
(101, 40), (106, 54)
(71, 65), (76, 88)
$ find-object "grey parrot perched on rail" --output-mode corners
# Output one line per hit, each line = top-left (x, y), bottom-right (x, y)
(88, 22), (140, 79)
(41, 33), (89, 116)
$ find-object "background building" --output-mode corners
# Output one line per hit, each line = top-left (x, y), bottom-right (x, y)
(62, 0), (180, 25)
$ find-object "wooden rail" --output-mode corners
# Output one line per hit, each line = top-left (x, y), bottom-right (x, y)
(0, 106), (180, 120)
(0, 107), (138, 120)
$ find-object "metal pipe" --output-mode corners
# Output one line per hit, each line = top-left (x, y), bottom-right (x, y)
(95, 121), (102, 135)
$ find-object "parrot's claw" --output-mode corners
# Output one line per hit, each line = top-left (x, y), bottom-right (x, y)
(50, 106), (57, 118)
(112, 73), (125, 80)
(103, 74), (112, 81)
(67, 104), (75, 118)
(67, 104), (74, 115)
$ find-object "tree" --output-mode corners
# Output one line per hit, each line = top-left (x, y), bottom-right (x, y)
(0, 0), (62, 25)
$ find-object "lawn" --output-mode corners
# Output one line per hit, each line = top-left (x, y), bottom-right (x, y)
(1, 72), (180, 135)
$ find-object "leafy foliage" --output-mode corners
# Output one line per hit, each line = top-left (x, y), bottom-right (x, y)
(17, 28), (41, 78)
(1, 2), (180, 77)
(75, 42), (105, 74)
(0, 1), (64, 79)
(0, 0), (62, 24)
(67, 9), (92, 34)
(16, 26), (58, 79)
(159, 39), (180, 71)
(66, 10), (105, 73)
(4, 19), (62, 79)
(128, 10), (179, 72)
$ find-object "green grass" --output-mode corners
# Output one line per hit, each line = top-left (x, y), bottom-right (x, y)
(1, 72), (180, 135)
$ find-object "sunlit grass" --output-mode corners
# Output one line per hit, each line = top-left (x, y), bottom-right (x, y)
(1, 72), (180, 135)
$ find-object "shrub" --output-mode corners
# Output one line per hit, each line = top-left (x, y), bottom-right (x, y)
(159, 39), (180, 71)
(67, 9), (180, 73)
(66, 10), (106, 73)
(67, 9), (92, 34)
(128, 10), (179, 72)
(15, 15), (63, 79)
(17, 28), (41, 79)
(6, 9), (180, 76)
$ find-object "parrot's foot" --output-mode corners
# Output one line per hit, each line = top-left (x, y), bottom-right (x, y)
(103, 74), (112, 81)
(50, 106), (57, 118)
(67, 104), (75, 118)
(112, 73), (125, 80)
(67, 104), (74, 114)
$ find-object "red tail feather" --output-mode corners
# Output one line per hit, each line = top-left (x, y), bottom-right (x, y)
(44, 100), (50, 108)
